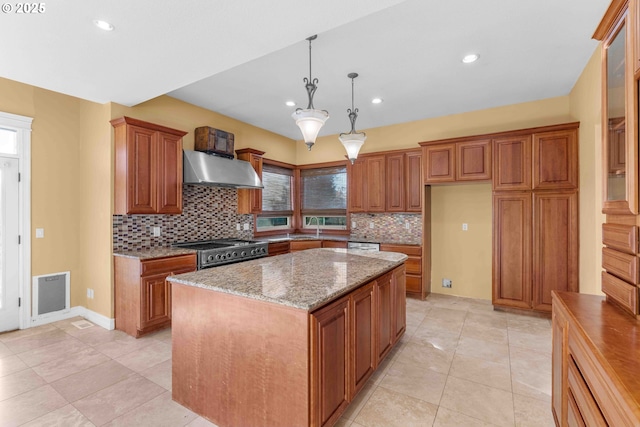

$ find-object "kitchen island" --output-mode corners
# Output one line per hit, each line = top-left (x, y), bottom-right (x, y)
(168, 248), (407, 427)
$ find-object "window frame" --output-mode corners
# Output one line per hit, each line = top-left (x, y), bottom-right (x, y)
(255, 159), (296, 235)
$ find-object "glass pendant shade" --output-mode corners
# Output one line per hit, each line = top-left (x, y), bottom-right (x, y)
(292, 108), (329, 150)
(339, 132), (366, 164)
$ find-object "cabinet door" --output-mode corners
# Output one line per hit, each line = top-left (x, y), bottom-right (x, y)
(405, 151), (423, 212)
(349, 282), (375, 399)
(310, 297), (350, 427)
(157, 132), (183, 214)
(140, 273), (170, 329)
(237, 150), (264, 214)
(392, 266), (406, 341)
(375, 273), (393, 363)
(456, 139), (491, 181)
(249, 154), (263, 213)
(533, 129), (578, 190)
(126, 125), (158, 214)
(493, 136), (532, 191)
(552, 301), (568, 427)
(366, 155), (386, 212)
(348, 158), (366, 213)
(493, 192), (532, 309)
(533, 192), (578, 311)
(289, 240), (322, 252)
(424, 143), (455, 183)
(386, 153), (405, 212)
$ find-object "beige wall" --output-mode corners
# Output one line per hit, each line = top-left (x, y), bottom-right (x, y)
(570, 46), (605, 296)
(431, 184), (493, 299)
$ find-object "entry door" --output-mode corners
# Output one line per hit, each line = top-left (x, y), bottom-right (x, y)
(0, 156), (19, 332)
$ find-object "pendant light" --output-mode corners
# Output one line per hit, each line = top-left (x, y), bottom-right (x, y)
(339, 73), (366, 164)
(291, 35), (329, 151)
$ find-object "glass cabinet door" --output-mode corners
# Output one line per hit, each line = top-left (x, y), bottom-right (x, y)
(602, 13), (638, 215)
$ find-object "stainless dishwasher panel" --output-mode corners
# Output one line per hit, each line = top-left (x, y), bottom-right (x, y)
(347, 241), (380, 251)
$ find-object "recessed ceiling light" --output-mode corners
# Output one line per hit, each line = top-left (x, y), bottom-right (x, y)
(462, 54), (479, 64)
(371, 98), (383, 104)
(285, 101), (296, 107)
(94, 20), (114, 31)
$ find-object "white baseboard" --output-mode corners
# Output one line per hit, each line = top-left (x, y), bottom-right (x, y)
(29, 305), (114, 330)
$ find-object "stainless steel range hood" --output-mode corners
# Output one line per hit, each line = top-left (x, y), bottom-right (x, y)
(183, 150), (263, 189)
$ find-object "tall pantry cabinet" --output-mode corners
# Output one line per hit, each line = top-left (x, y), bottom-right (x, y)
(492, 124), (579, 312)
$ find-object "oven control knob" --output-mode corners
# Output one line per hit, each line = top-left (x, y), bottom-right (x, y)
(250, 249), (256, 255)
(208, 255), (215, 261)
(226, 251), (232, 259)
(215, 254), (222, 260)
(241, 251), (247, 257)
(232, 251), (238, 257)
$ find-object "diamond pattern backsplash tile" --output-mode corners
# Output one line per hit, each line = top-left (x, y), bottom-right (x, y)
(113, 185), (254, 251)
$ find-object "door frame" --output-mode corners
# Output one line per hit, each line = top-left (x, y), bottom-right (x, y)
(0, 111), (32, 330)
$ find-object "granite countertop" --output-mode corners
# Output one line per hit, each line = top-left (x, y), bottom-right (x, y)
(261, 234), (421, 246)
(113, 247), (196, 260)
(167, 248), (408, 311)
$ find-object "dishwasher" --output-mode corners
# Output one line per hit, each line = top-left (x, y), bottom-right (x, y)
(347, 241), (380, 251)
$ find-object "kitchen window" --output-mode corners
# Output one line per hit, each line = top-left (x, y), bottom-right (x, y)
(256, 162), (294, 232)
(300, 165), (347, 231)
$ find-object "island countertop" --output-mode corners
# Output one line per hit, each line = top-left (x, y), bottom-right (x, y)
(167, 248), (407, 311)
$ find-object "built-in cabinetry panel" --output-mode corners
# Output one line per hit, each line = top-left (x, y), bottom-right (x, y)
(552, 292), (640, 427)
(493, 136), (532, 191)
(111, 117), (187, 215)
(380, 244), (426, 299)
(236, 148), (264, 214)
(349, 149), (422, 213)
(114, 253), (197, 337)
(422, 139), (491, 184)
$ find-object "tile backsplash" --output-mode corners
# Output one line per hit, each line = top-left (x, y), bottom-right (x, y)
(112, 185), (253, 251)
(350, 213), (422, 242)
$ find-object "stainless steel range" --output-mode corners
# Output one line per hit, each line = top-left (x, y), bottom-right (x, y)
(172, 238), (268, 269)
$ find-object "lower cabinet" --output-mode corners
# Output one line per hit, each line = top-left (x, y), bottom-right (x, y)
(552, 291), (640, 427)
(114, 253), (197, 337)
(267, 241), (290, 256)
(380, 244), (425, 299)
(290, 240), (323, 252)
(310, 264), (406, 427)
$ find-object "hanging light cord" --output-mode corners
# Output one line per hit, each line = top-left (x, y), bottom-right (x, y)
(346, 73), (359, 134)
(302, 35), (319, 110)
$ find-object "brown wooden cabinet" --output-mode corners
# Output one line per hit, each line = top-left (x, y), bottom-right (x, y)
(236, 148), (264, 214)
(268, 241), (290, 256)
(348, 158), (366, 213)
(290, 240), (322, 252)
(380, 244), (425, 299)
(492, 135), (532, 191)
(386, 153), (405, 212)
(310, 296), (350, 427)
(392, 265), (406, 341)
(365, 155), (386, 212)
(349, 281), (375, 399)
(111, 117), (187, 215)
(405, 150), (423, 212)
(322, 240), (348, 249)
(457, 139), (491, 181)
(552, 292), (640, 427)
(492, 192), (532, 309)
(533, 130), (578, 190)
(114, 253), (196, 337)
(375, 272), (393, 364)
(532, 191), (578, 311)
(424, 143), (455, 183)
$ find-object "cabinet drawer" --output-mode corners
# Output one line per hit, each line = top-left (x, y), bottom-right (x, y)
(268, 241), (290, 256)
(405, 257), (422, 275)
(601, 272), (639, 316)
(567, 390), (586, 427)
(141, 254), (196, 276)
(379, 244), (422, 256)
(406, 275), (422, 293)
(567, 356), (607, 427)
(602, 247), (639, 284)
(322, 240), (348, 249)
(602, 223), (638, 254)
(289, 240), (322, 251)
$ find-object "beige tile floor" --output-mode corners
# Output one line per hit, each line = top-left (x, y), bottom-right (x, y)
(0, 293), (554, 427)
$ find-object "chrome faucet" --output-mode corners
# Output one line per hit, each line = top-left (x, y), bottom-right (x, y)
(308, 216), (321, 238)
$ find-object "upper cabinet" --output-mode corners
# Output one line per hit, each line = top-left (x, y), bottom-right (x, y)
(112, 117), (187, 215)
(236, 148), (264, 214)
(348, 149), (422, 213)
(493, 135), (532, 191)
(594, 0), (638, 214)
(421, 139), (491, 184)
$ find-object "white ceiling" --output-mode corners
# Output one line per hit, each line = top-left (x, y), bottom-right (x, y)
(0, 0), (610, 141)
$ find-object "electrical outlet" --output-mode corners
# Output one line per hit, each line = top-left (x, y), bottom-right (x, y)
(405, 221), (410, 230)
(236, 223), (241, 231)
(87, 288), (94, 299)
(462, 223), (468, 231)
(152, 227), (161, 237)
(369, 222), (374, 229)
(351, 221), (356, 228)
(243, 223), (250, 230)
(35, 228), (44, 238)
(442, 278), (452, 288)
